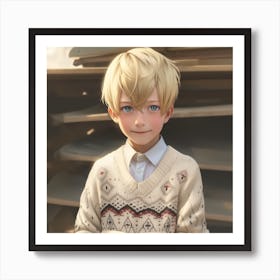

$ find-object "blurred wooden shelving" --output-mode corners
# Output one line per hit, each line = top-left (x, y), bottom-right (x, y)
(47, 47), (233, 233)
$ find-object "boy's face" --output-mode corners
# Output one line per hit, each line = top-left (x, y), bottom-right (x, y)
(108, 89), (173, 153)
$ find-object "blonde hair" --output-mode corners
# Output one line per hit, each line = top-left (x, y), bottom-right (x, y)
(101, 48), (180, 114)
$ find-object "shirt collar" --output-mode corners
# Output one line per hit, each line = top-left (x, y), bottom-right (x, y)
(145, 136), (167, 166)
(124, 136), (167, 167)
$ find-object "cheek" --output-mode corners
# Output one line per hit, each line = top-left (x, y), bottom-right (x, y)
(117, 115), (131, 131)
(150, 116), (166, 131)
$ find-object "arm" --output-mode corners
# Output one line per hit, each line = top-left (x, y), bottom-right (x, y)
(74, 165), (102, 233)
(176, 158), (209, 233)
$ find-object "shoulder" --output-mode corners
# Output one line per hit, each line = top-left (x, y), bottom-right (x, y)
(167, 146), (201, 174)
(168, 146), (198, 165)
(86, 146), (124, 181)
(92, 145), (124, 170)
(164, 146), (202, 187)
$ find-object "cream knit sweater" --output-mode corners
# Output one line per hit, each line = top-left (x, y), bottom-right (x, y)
(75, 145), (209, 233)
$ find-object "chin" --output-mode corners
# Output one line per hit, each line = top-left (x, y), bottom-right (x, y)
(133, 140), (150, 146)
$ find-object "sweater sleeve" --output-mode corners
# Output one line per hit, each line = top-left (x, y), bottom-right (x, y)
(74, 164), (102, 233)
(176, 157), (209, 233)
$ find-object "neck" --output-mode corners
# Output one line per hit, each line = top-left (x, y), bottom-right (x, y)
(128, 136), (160, 153)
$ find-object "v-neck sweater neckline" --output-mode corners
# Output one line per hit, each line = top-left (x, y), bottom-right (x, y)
(113, 145), (179, 196)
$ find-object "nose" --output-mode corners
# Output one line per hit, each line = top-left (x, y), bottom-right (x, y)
(134, 110), (145, 127)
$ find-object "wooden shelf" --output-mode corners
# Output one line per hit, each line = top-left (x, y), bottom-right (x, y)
(180, 78), (232, 91)
(48, 68), (106, 76)
(47, 47), (233, 232)
(48, 65), (232, 76)
(48, 171), (87, 207)
(50, 104), (108, 125)
(179, 64), (232, 73)
(164, 117), (232, 171)
(69, 47), (233, 70)
(54, 135), (231, 171)
(47, 204), (78, 233)
(173, 104), (232, 119)
(49, 104), (232, 125)
(203, 171), (232, 223)
(54, 137), (125, 162)
(175, 143), (232, 171)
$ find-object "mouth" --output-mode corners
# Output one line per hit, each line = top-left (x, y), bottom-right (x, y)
(131, 130), (151, 134)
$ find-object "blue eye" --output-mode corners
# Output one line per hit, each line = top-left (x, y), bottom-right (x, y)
(120, 105), (133, 113)
(149, 105), (160, 112)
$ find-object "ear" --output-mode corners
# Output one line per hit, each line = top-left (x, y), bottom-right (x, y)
(108, 108), (119, 123)
(163, 106), (174, 124)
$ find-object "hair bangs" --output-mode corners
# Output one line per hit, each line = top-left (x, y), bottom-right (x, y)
(118, 53), (156, 110)
(101, 47), (181, 114)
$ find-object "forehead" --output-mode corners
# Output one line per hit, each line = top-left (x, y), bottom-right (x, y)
(120, 89), (159, 103)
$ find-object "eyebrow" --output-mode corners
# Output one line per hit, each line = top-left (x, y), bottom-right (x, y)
(119, 98), (160, 105)
(146, 100), (160, 103)
(119, 101), (132, 104)
(119, 100), (160, 106)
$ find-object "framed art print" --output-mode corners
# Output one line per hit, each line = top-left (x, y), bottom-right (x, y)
(29, 28), (251, 251)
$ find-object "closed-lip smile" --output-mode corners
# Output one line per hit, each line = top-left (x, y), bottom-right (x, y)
(131, 130), (151, 134)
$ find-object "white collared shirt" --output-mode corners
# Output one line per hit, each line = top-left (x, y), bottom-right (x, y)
(123, 137), (167, 182)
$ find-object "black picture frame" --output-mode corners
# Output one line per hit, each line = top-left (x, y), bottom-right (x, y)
(29, 28), (251, 251)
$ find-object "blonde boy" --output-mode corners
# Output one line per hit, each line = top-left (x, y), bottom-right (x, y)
(75, 48), (209, 233)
